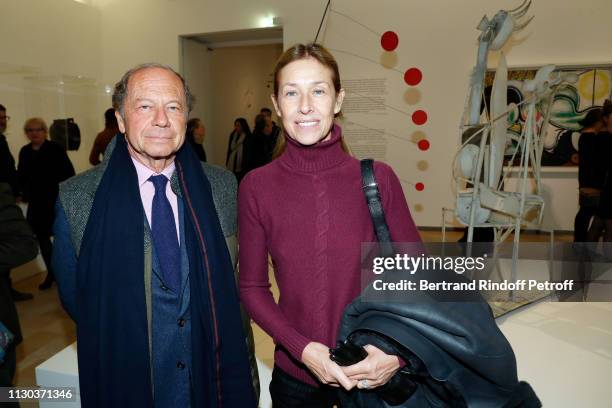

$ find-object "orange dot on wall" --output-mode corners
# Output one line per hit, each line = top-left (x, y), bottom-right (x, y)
(417, 139), (430, 151)
(415, 182), (425, 191)
(404, 68), (422, 86)
(412, 110), (428, 125)
(381, 31), (399, 51)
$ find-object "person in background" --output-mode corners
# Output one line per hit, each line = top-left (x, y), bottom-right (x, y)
(18, 118), (75, 290)
(0, 182), (38, 407)
(239, 43), (421, 406)
(0, 105), (18, 196)
(0, 104), (33, 302)
(226, 117), (251, 183)
(89, 108), (120, 165)
(574, 108), (604, 242)
(592, 100), (612, 247)
(242, 114), (269, 174)
(260, 107), (281, 163)
(186, 117), (207, 162)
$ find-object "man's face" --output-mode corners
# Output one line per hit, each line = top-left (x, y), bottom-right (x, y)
(262, 110), (273, 126)
(0, 110), (7, 133)
(116, 67), (187, 169)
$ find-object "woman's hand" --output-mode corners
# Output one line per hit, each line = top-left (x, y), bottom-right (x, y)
(341, 345), (401, 389)
(301, 342), (357, 390)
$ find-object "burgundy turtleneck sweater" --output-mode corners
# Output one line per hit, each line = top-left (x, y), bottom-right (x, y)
(238, 125), (421, 386)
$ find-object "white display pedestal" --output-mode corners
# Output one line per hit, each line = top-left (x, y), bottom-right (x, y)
(34, 342), (274, 408)
(35, 343), (80, 408)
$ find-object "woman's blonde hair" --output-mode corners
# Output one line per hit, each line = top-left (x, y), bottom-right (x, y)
(23, 117), (48, 133)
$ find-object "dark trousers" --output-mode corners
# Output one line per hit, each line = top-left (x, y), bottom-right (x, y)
(574, 204), (598, 242)
(270, 367), (340, 408)
(36, 234), (54, 282)
(0, 344), (19, 407)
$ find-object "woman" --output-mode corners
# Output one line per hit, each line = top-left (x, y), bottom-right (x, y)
(226, 117), (251, 182)
(185, 117), (206, 162)
(238, 43), (421, 406)
(574, 108), (604, 242)
(594, 100), (612, 246)
(17, 118), (75, 290)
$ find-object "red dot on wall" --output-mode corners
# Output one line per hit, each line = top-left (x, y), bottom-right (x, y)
(381, 31), (399, 51)
(412, 110), (428, 125)
(404, 68), (422, 86)
(415, 182), (425, 191)
(417, 139), (430, 151)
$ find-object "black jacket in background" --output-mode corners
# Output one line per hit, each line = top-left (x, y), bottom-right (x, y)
(0, 183), (38, 344)
(578, 131), (608, 189)
(17, 139), (75, 235)
(0, 134), (18, 196)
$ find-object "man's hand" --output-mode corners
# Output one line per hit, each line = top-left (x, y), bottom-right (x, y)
(342, 345), (401, 389)
(301, 342), (357, 390)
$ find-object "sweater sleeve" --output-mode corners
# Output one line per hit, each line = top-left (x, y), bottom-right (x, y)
(238, 176), (312, 362)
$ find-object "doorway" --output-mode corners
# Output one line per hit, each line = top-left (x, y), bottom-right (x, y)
(180, 27), (283, 167)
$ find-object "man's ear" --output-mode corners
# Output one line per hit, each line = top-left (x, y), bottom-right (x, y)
(271, 94), (282, 118)
(115, 110), (126, 134)
(334, 88), (345, 114)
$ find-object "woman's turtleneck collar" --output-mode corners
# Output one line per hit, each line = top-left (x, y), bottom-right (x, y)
(279, 123), (350, 173)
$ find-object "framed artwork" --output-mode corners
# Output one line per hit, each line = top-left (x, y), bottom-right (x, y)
(485, 65), (612, 166)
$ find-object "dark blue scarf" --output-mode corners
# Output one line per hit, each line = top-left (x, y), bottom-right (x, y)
(76, 135), (255, 407)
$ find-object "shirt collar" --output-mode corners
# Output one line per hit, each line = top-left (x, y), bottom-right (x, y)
(130, 156), (176, 187)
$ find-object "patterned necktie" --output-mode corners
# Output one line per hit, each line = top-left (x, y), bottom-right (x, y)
(149, 174), (181, 292)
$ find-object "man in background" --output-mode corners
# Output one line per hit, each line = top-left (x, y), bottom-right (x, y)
(0, 182), (39, 406)
(260, 107), (281, 163)
(89, 108), (120, 165)
(0, 104), (34, 301)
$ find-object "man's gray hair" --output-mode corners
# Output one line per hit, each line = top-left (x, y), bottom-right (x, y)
(112, 62), (194, 117)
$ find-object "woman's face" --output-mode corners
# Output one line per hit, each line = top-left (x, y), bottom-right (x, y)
(234, 121), (242, 133)
(272, 58), (344, 146)
(24, 123), (47, 146)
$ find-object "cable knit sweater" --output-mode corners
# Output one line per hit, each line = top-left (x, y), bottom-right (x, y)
(238, 125), (421, 386)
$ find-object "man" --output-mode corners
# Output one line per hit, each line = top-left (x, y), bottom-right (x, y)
(260, 107), (280, 163)
(53, 64), (257, 407)
(88, 108), (120, 165)
(0, 104), (34, 302)
(0, 182), (39, 407)
(0, 105), (18, 195)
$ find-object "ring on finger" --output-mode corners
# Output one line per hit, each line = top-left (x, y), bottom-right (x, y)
(359, 379), (369, 389)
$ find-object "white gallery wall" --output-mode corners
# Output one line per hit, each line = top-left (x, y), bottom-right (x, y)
(3, 0), (612, 229)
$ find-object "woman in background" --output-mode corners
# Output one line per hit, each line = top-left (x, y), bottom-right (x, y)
(238, 43), (421, 406)
(185, 117), (206, 162)
(18, 118), (74, 290)
(226, 117), (251, 182)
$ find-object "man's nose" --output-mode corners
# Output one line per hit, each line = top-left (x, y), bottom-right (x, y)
(153, 107), (170, 127)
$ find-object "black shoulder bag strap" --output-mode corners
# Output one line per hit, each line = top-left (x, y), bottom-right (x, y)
(361, 159), (394, 257)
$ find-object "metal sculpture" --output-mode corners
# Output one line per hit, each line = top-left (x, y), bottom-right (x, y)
(452, 0), (578, 283)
